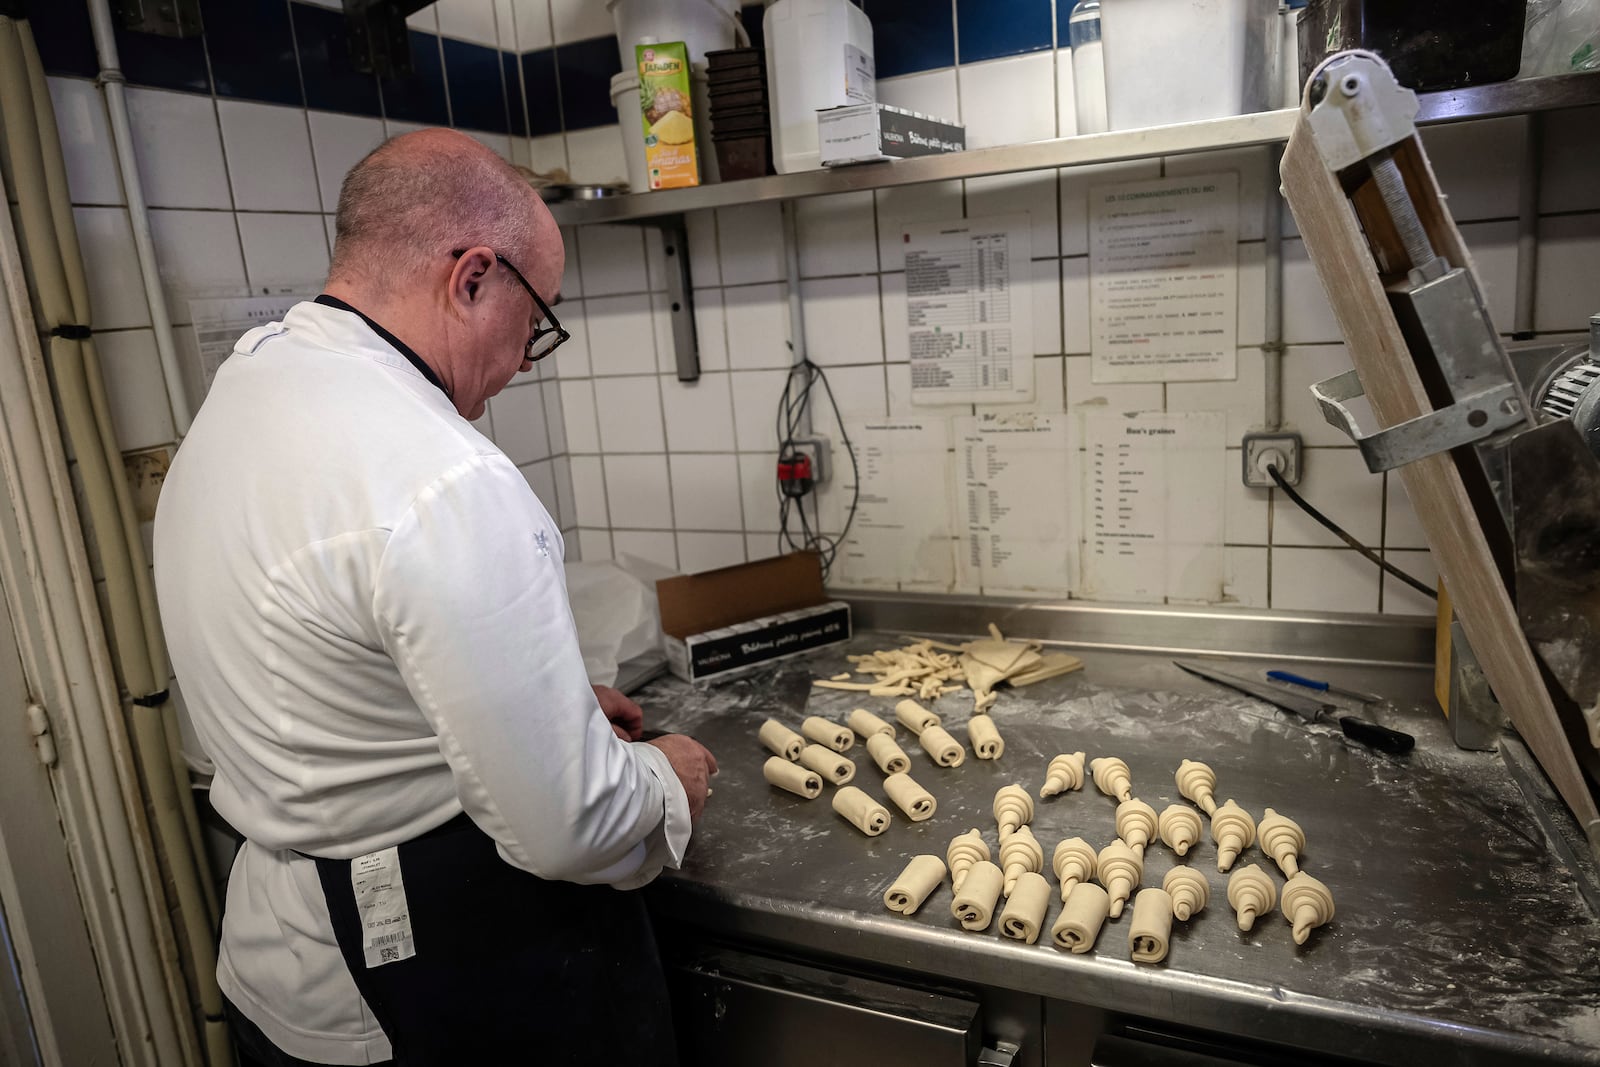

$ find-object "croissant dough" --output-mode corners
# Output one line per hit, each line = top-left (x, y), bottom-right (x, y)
(919, 724), (966, 767)
(847, 708), (896, 740)
(950, 859), (1005, 931)
(1090, 757), (1133, 802)
(758, 718), (804, 760)
(1211, 799), (1257, 872)
(1096, 840), (1143, 918)
(1051, 883), (1110, 953)
(947, 829), (991, 892)
(1257, 808), (1306, 877)
(1162, 865), (1210, 921)
(798, 743), (855, 785)
(999, 872), (1052, 944)
(993, 784), (1035, 836)
(1040, 751), (1086, 797)
(1157, 804), (1203, 856)
(1128, 888), (1174, 964)
(895, 699), (941, 736)
(884, 854), (947, 916)
(1228, 864), (1276, 932)
(1052, 837), (1097, 901)
(865, 732), (911, 775)
(884, 772), (937, 821)
(832, 786), (891, 836)
(968, 714), (1005, 760)
(999, 825), (1044, 896)
(1281, 872), (1335, 944)
(1175, 759), (1218, 815)
(762, 756), (822, 798)
(1115, 798), (1158, 853)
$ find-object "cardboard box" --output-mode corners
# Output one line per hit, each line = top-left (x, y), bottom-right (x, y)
(818, 103), (966, 167)
(657, 552), (851, 683)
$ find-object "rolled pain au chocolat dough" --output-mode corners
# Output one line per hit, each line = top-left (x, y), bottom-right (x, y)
(918, 724), (966, 767)
(883, 772), (937, 821)
(950, 860), (1004, 931)
(801, 716), (854, 753)
(762, 756), (822, 799)
(866, 732), (911, 774)
(1051, 882), (1110, 954)
(999, 872), (1052, 944)
(884, 854), (947, 916)
(847, 708), (895, 740)
(758, 718), (804, 760)
(798, 743), (855, 785)
(968, 714), (1004, 760)
(832, 786), (891, 836)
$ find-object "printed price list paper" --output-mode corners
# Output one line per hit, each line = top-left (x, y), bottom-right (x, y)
(831, 419), (956, 591)
(188, 294), (304, 399)
(957, 413), (1077, 596)
(1089, 173), (1239, 383)
(904, 215), (1034, 405)
(1080, 411), (1226, 603)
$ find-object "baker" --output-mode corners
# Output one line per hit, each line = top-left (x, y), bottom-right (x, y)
(154, 129), (715, 1066)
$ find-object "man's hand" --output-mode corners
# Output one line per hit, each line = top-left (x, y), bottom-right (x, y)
(646, 734), (719, 821)
(592, 684), (643, 741)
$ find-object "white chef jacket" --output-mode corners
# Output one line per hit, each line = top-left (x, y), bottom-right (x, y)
(154, 299), (690, 1064)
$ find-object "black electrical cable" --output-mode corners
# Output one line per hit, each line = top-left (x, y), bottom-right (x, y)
(1267, 463), (1436, 600)
(774, 358), (860, 580)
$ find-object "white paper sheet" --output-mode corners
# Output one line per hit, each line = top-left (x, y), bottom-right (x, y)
(831, 419), (956, 591)
(956, 412), (1077, 596)
(1089, 173), (1239, 383)
(903, 215), (1034, 405)
(1079, 411), (1226, 603)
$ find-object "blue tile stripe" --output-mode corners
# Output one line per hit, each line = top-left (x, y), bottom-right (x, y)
(21, 0), (1030, 140)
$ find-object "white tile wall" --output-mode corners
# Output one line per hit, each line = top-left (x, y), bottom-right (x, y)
(307, 111), (387, 213)
(49, 42), (1600, 616)
(604, 454), (673, 527)
(669, 453), (743, 531)
(660, 373), (736, 452)
(217, 101), (320, 213)
(237, 213), (331, 290)
(956, 53), (1057, 150)
(48, 78), (122, 205)
(592, 376), (665, 452)
(124, 88), (232, 210)
(74, 207), (151, 330)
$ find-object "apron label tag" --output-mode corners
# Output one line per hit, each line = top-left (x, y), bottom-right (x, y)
(351, 846), (416, 969)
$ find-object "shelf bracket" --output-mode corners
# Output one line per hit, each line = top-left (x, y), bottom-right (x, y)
(615, 213), (700, 382)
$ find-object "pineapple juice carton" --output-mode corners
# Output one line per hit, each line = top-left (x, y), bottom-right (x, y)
(635, 42), (701, 189)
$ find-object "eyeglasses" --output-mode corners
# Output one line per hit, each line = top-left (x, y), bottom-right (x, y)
(451, 248), (569, 363)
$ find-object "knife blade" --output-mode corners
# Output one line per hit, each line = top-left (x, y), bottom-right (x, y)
(1174, 660), (1415, 755)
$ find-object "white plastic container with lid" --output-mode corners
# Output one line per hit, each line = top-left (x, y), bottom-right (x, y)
(764, 0), (875, 174)
(607, 0), (745, 67)
(1099, 0), (1275, 131)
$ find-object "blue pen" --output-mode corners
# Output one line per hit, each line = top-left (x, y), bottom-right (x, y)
(1266, 670), (1383, 705)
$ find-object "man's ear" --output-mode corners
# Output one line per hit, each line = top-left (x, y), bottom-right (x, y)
(451, 247), (495, 308)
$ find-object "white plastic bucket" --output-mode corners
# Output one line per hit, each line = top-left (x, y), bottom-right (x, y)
(611, 67), (719, 191)
(607, 0), (745, 67)
(1100, 0), (1274, 130)
(610, 71), (650, 191)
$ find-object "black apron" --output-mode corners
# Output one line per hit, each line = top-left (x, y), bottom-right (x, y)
(310, 814), (678, 1066)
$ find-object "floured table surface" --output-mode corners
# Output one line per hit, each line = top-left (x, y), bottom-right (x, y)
(637, 635), (1600, 1065)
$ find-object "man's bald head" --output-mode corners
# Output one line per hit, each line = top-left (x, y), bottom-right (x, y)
(329, 129), (554, 298)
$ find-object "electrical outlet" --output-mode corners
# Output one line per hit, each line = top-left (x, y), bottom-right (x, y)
(791, 434), (831, 486)
(1242, 432), (1302, 488)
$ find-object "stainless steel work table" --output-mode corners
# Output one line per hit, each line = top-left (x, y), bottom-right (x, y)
(633, 602), (1600, 1067)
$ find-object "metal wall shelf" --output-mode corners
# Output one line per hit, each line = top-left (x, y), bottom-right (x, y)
(547, 73), (1600, 227)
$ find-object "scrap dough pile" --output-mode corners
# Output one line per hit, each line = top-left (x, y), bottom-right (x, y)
(814, 625), (1083, 711)
(758, 630), (1336, 964)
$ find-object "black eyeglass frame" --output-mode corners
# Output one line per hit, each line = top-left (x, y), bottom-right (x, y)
(450, 248), (569, 363)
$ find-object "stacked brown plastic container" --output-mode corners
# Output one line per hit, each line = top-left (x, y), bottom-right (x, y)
(705, 47), (774, 181)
